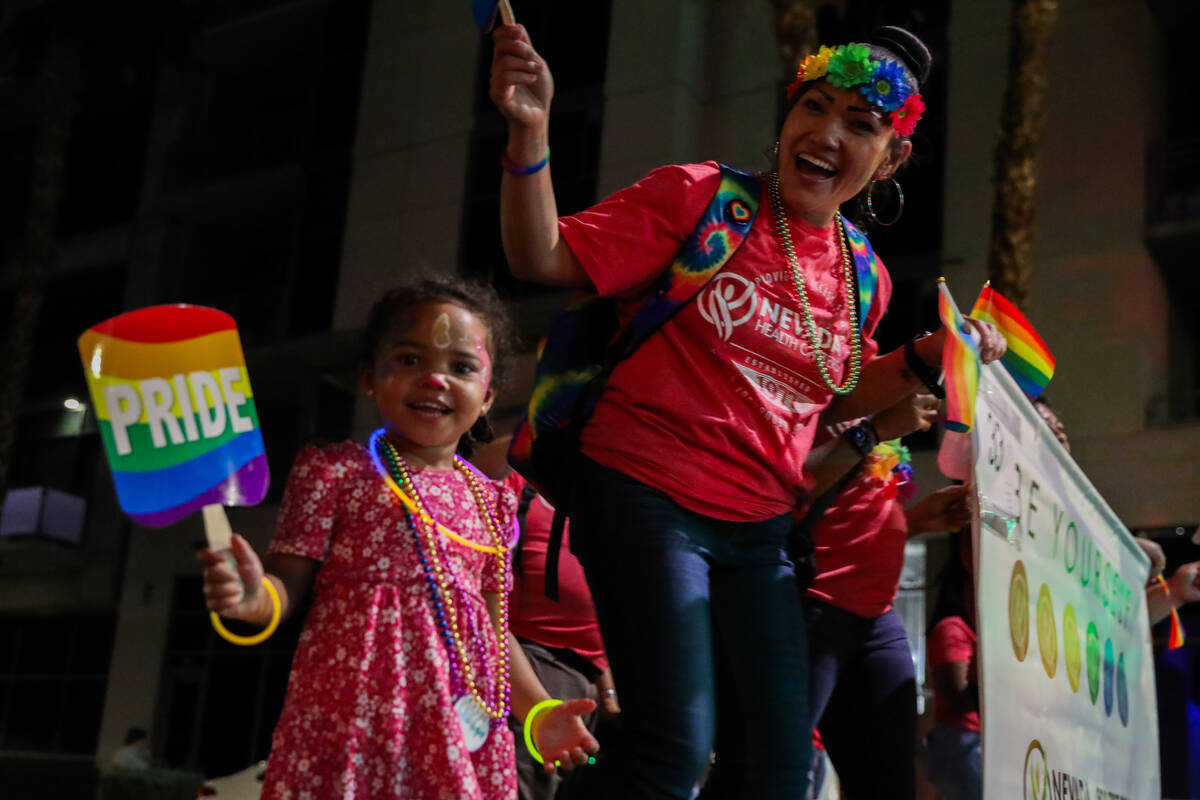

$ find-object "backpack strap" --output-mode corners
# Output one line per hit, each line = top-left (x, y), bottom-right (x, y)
(840, 217), (880, 333)
(512, 483), (538, 575)
(544, 507), (567, 602)
(608, 164), (761, 363)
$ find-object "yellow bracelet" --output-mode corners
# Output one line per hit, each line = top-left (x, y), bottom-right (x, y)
(523, 699), (563, 766)
(209, 577), (281, 646)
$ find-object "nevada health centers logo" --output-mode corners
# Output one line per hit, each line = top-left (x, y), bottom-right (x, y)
(1024, 739), (1050, 800)
(699, 273), (758, 341)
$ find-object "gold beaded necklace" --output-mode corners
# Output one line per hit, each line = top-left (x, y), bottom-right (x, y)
(768, 171), (863, 395)
(374, 434), (512, 724)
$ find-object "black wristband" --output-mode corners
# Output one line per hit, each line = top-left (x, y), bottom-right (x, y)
(904, 333), (945, 399)
(843, 422), (879, 457)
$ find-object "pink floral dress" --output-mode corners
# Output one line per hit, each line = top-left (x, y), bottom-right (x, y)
(261, 441), (519, 800)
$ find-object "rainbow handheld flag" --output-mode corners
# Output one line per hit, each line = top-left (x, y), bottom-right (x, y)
(969, 283), (1055, 399)
(472, 0), (514, 31)
(78, 305), (269, 528)
(937, 279), (981, 433)
(1157, 575), (1186, 650)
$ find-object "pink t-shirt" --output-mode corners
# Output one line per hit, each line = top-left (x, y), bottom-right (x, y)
(806, 465), (909, 618)
(560, 162), (891, 521)
(503, 474), (608, 672)
(928, 616), (980, 733)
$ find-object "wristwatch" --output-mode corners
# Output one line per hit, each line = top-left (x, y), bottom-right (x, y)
(843, 421), (880, 457)
(904, 332), (945, 399)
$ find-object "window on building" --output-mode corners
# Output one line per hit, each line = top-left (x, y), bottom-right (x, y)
(158, 576), (306, 774)
(461, 0), (612, 298)
(56, 9), (161, 237)
(1146, 2), (1200, 425)
(3, 263), (125, 498)
(0, 614), (115, 754)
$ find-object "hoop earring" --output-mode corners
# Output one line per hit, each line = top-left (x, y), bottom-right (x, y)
(866, 177), (905, 226)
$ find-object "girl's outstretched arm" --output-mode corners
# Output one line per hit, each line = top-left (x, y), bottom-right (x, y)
(198, 533), (318, 626)
(485, 592), (599, 772)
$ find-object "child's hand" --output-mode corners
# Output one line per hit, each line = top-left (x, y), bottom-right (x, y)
(533, 698), (599, 773)
(197, 533), (266, 623)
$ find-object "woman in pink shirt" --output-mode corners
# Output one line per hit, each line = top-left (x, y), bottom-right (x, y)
(490, 22), (1004, 800)
(801, 394), (971, 800)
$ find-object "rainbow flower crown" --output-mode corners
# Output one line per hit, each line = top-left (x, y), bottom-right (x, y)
(786, 43), (926, 137)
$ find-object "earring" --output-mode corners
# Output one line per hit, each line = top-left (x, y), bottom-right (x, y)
(866, 177), (904, 226)
(766, 140), (781, 168)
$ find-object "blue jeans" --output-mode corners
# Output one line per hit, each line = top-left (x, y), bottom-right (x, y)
(558, 457), (811, 800)
(918, 724), (982, 800)
(805, 602), (917, 800)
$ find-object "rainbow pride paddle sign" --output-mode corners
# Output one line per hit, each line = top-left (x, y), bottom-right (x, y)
(78, 305), (269, 527)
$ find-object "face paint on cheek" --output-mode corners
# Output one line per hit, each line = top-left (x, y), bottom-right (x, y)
(431, 313), (452, 349)
(475, 341), (493, 387)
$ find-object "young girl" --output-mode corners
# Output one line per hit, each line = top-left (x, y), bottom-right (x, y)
(198, 277), (598, 799)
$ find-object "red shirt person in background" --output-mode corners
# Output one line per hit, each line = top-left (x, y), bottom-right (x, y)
(800, 391), (971, 800)
(474, 441), (618, 800)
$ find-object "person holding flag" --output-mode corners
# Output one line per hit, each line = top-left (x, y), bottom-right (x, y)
(489, 22), (1004, 799)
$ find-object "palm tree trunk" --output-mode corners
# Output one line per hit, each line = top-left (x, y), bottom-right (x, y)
(987, 0), (1059, 309)
(0, 5), (81, 503)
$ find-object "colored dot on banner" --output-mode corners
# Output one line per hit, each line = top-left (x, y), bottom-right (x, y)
(1036, 583), (1057, 679)
(1009, 560), (1030, 662)
(1085, 622), (1101, 705)
(1117, 653), (1129, 727)
(1102, 638), (1115, 717)
(1062, 604), (1081, 693)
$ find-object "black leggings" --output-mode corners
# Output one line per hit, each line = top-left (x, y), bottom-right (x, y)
(558, 457), (811, 800)
(806, 601), (918, 800)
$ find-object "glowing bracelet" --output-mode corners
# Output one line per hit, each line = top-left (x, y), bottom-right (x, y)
(209, 577), (281, 646)
(522, 698), (598, 768)
(523, 699), (563, 766)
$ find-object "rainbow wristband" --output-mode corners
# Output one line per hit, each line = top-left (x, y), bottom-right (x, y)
(502, 147), (550, 176)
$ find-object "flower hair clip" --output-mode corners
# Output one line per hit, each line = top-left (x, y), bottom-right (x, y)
(863, 440), (916, 500)
(787, 43), (925, 136)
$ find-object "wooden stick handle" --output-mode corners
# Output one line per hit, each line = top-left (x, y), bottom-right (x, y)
(498, 0), (515, 25)
(201, 503), (233, 552)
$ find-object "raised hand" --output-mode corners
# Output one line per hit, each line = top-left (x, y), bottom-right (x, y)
(490, 24), (554, 134)
(533, 698), (599, 773)
(197, 533), (266, 623)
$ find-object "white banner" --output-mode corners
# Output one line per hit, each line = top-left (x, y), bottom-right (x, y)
(971, 363), (1159, 800)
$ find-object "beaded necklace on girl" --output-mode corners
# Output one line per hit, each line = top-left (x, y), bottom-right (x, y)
(368, 428), (515, 752)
